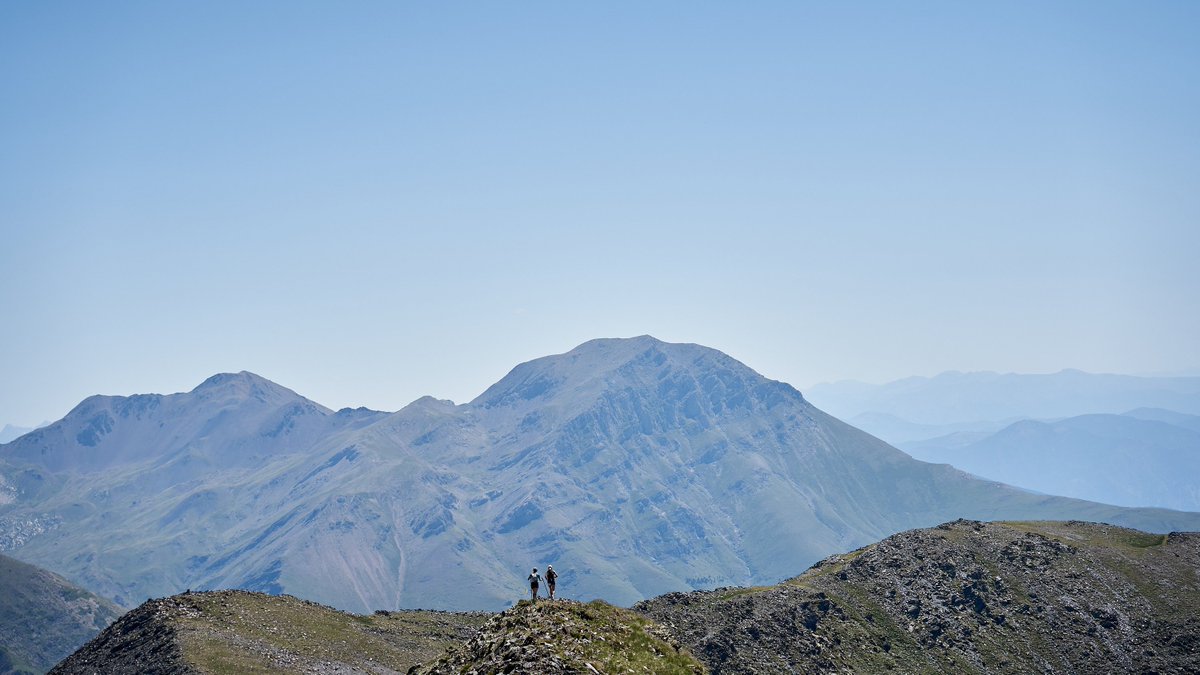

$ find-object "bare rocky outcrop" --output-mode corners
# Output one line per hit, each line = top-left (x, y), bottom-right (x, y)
(50, 598), (188, 675)
(636, 520), (1200, 674)
(410, 599), (704, 675)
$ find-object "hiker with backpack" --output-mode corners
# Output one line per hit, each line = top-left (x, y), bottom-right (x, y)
(545, 564), (558, 599)
(527, 567), (542, 601)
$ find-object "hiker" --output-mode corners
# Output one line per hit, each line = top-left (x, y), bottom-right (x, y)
(527, 567), (542, 601)
(546, 564), (558, 600)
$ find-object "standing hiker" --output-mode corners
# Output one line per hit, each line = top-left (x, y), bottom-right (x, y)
(527, 567), (542, 602)
(545, 564), (558, 600)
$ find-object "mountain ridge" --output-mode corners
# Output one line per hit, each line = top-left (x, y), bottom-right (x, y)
(4, 336), (1200, 613)
(807, 369), (1200, 428)
(901, 413), (1200, 511)
(48, 520), (1200, 675)
(637, 519), (1200, 673)
(0, 553), (123, 675)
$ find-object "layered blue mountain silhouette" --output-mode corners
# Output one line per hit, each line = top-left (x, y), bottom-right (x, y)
(902, 413), (1200, 511)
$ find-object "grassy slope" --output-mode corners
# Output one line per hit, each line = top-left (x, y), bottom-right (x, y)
(175, 591), (489, 674)
(0, 554), (122, 674)
(51, 590), (488, 675)
(55, 591), (703, 675)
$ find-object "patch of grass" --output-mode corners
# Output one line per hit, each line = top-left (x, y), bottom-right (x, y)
(172, 591), (487, 673)
(1124, 532), (1168, 549)
(559, 598), (705, 672)
(1000, 521), (1166, 551)
(714, 586), (770, 601)
(183, 634), (280, 674)
(570, 601), (705, 673)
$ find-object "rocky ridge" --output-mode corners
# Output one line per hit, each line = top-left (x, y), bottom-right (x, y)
(636, 520), (1200, 674)
(48, 520), (1200, 674)
(412, 599), (705, 675)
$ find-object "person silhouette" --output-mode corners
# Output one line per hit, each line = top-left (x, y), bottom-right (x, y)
(527, 567), (542, 602)
(545, 564), (558, 599)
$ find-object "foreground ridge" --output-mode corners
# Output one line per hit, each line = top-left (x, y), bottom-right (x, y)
(50, 590), (488, 674)
(51, 521), (1200, 674)
(412, 598), (705, 674)
(637, 520), (1200, 674)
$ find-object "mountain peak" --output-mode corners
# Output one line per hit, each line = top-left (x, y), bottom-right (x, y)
(193, 370), (276, 391)
(189, 371), (308, 406)
(470, 336), (758, 410)
(568, 334), (663, 351)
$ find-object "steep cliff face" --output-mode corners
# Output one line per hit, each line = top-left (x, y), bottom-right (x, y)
(636, 520), (1200, 674)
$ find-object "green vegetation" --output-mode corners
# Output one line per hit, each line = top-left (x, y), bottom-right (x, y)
(1001, 520), (1166, 549)
(183, 635), (277, 674)
(561, 601), (704, 674)
(713, 586), (770, 601)
(173, 592), (488, 674)
(52, 590), (488, 675)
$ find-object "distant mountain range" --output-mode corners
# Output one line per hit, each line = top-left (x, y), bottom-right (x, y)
(807, 369), (1200, 435)
(0, 553), (122, 675)
(3, 337), (1199, 613)
(900, 412), (1200, 511)
(0, 425), (48, 446)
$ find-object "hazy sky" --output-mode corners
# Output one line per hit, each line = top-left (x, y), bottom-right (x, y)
(2, 2), (1198, 427)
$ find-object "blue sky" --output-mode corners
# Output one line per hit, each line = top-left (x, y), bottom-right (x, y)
(2, 2), (1198, 426)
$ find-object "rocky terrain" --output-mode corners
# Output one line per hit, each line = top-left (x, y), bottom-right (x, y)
(636, 520), (1200, 674)
(50, 520), (1200, 674)
(0, 553), (123, 675)
(50, 590), (487, 675)
(413, 599), (704, 674)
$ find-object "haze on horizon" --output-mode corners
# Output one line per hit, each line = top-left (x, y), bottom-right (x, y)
(2, 2), (1198, 428)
